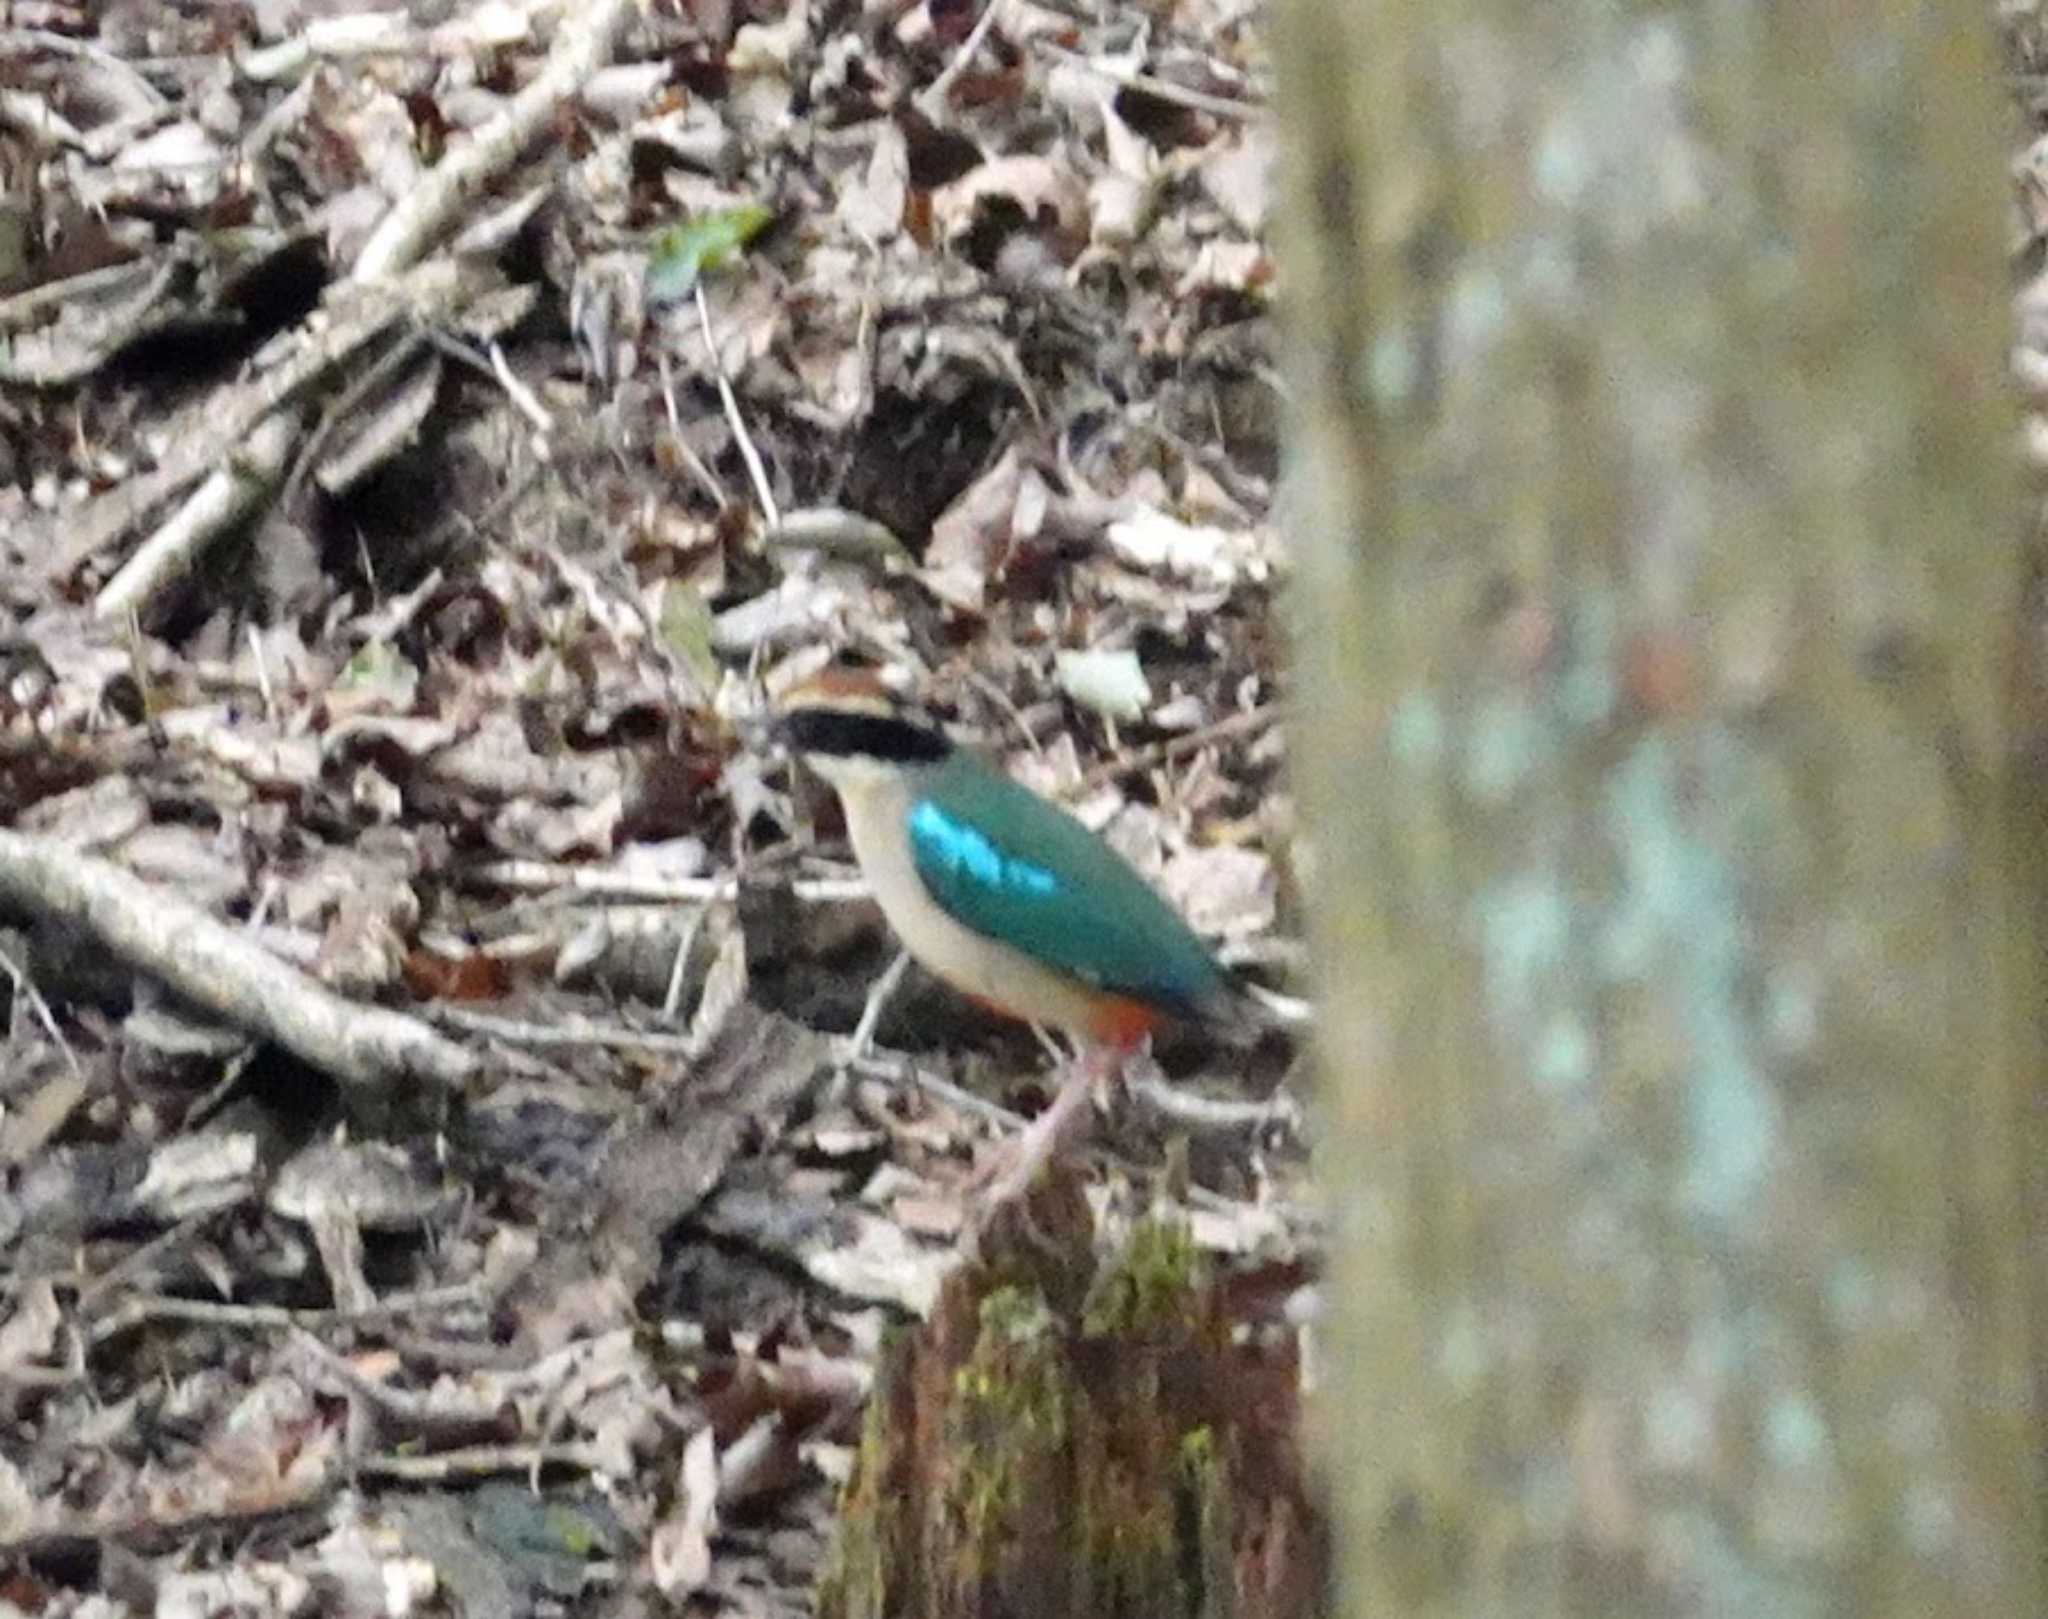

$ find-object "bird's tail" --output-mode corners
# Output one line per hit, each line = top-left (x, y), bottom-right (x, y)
(1197, 973), (1310, 1048)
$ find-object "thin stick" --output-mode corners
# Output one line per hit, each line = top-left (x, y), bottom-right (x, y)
(461, 858), (867, 905)
(356, 1442), (611, 1483)
(427, 1005), (706, 1054)
(86, 1279), (489, 1342)
(279, 327), (427, 512)
(919, 0), (1008, 117)
(1125, 1071), (1302, 1135)
(0, 940), (80, 1078)
(657, 348), (730, 508)
(1075, 700), (1282, 791)
(842, 949), (912, 1063)
(75, 1211), (222, 1310)
(966, 668), (1048, 759)
(489, 340), (554, 435)
(1035, 43), (1266, 122)
(421, 326), (552, 436)
(843, 1049), (1025, 1130)
(694, 282), (779, 528)
(661, 905), (707, 1021)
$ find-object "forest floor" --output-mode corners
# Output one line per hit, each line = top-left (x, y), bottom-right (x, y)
(0, 0), (1305, 1613)
(12, 2), (2048, 1614)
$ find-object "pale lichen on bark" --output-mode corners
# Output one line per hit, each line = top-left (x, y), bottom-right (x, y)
(1278, 0), (2043, 1612)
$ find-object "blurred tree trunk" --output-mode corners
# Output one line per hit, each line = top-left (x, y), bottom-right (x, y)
(1272, 0), (2048, 1613)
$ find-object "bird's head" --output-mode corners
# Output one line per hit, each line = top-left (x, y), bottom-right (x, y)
(773, 666), (953, 791)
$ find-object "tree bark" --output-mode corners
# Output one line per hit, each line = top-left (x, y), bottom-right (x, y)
(1273, 0), (2048, 1611)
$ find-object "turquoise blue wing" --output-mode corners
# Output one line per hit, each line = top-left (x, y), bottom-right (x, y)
(905, 756), (1228, 1018)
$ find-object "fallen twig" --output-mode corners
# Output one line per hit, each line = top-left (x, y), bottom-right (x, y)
(0, 937), (81, 1079)
(33, 0), (631, 592)
(1126, 1070), (1302, 1134)
(40, 261), (466, 580)
(93, 409), (299, 619)
(0, 28), (168, 121)
(658, 347), (732, 507)
(280, 327), (430, 511)
(0, 87), (85, 149)
(1035, 42), (1267, 122)
(84, 1278), (490, 1343)
(73, 1211), (222, 1312)
(427, 1005), (705, 1054)
(462, 857), (868, 905)
(351, 0), (639, 281)
(843, 1048), (1025, 1131)
(1075, 699), (1284, 791)
(355, 1442), (612, 1483)
(0, 832), (475, 1091)
(841, 947), (912, 1062)
(693, 282), (779, 528)
(918, 0), (1008, 118)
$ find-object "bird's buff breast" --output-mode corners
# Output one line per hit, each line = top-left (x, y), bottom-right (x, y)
(835, 773), (1157, 1047)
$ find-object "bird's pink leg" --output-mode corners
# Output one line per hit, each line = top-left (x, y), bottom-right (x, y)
(969, 1041), (1123, 1246)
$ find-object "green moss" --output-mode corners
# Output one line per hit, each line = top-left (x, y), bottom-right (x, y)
(940, 1286), (1070, 1598)
(815, 1377), (903, 1619)
(1180, 1427), (1234, 1619)
(1082, 1214), (1206, 1337)
(818, 1206), (1302, 1619)
(1076, 1470), (1179, 1617)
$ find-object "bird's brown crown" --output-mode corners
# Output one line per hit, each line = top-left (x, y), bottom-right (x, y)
(775, 666), (953, 766)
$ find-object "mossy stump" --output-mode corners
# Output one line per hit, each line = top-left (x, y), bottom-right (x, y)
(818, 1171), (1323, 1619)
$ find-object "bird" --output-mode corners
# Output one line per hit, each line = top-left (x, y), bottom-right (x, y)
(774, 665), (1254, 1210)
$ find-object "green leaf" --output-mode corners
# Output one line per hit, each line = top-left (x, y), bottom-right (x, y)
(657, 578), (720, 691)
(335, 639), (417, 705)
(645, 204), (774, 304)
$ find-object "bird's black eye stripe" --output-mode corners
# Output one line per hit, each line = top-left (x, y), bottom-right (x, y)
(780, 707), (953, 763)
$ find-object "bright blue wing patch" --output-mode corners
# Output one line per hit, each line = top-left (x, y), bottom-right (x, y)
(908, 800), (1059, 901)
(903, 759), (1228, 1018)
